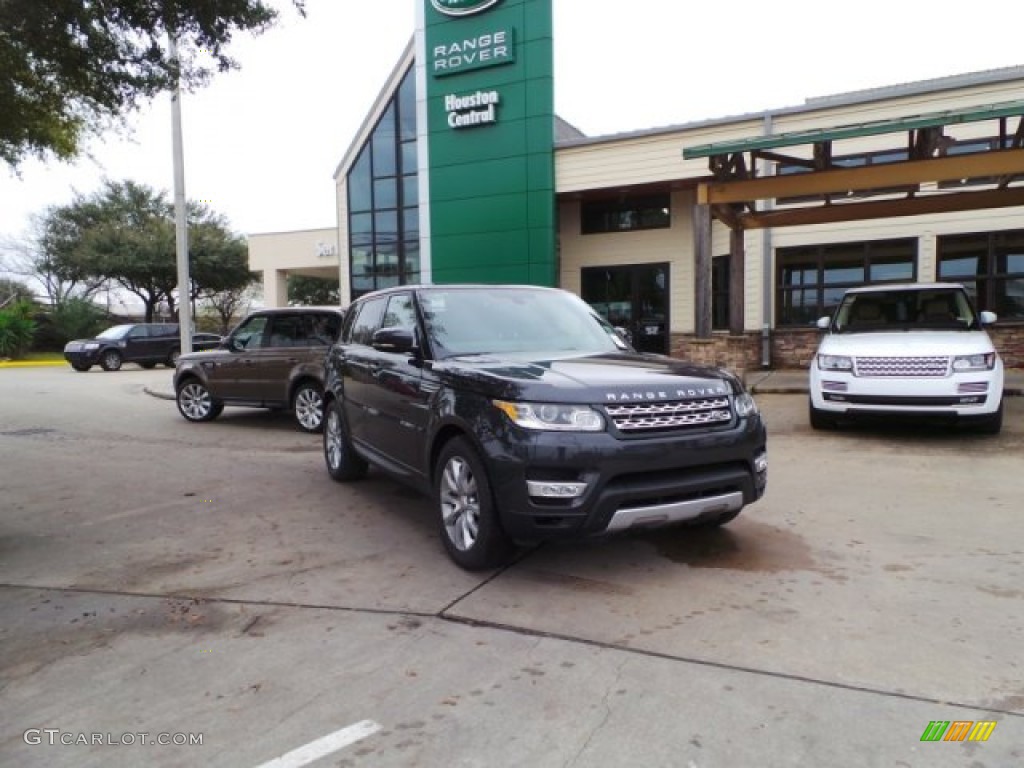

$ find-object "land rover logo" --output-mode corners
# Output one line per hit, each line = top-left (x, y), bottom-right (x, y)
(431, 0), (502, 17)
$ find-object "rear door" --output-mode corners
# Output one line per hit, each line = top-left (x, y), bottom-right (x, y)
(257, 313), (309, 406)
(339, 297), (387, 447)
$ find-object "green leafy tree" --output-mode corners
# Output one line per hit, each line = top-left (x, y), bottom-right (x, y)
(0, 0), (304, 168)
(0, 300), (35, 359)
(288, 275), (340, 306)
(37, 179), (252, 321)
(51, 297), (107, 344)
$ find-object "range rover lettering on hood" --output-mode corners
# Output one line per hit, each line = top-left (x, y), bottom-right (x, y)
(606, 386), (729, 402)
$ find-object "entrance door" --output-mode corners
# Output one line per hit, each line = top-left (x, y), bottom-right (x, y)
(581, 264), (670, 354)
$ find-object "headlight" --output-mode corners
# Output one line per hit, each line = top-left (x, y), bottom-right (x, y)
(952, 353), (995, 372)
(493, 400), (605, 431)
(84, 342), (99, 350)
(734, 392), (759, 417)
(817, 354), (853, 371)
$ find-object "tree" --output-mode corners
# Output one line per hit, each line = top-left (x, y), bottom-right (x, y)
(0, 276), (35, 307)
(200, 283), (258, 334)
(288, 275), (340, 306)
(36, 179), (252, 322)
(0, 0), (304, 168)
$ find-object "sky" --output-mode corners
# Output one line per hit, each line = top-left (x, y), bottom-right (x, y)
(2, 0), (1023, 251)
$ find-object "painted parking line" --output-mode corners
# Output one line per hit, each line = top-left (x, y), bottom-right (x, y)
(253, 720), (382, 768)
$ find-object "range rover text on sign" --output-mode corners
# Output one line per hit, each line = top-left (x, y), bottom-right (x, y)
(432, 27), (515, 77)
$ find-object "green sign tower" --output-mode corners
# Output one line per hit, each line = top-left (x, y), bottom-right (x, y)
(419, 0), (555, 285)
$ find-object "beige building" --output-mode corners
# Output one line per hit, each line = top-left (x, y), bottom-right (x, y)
(248, 65), (1024, 369)
(248, 227), (341, 307)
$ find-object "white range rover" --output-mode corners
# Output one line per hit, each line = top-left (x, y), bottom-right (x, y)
(809, 282), (1004, 434)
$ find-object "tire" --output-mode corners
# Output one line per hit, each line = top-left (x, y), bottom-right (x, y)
(809, 400), (836, 430)
(176, 378), (223, 422)
(71, 363), (91, 372)
(435, 436), (513, 571)
(323, 399), (367, 482)
(165, 348), (180, 368)
(977, 401), (1003, 435)
(99, 349), (122, 372)
(139, 362), (157, 369)
(292, 381), (325, 433)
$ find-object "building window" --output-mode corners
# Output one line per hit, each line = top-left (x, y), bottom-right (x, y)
(347, 68), (419, 299)
(776, 239), (916, 326)
(711, 255), (729, 330)
(776, 149), (910, 204)
(938, 230), (1024, 321)
(581, 193), (670, 234)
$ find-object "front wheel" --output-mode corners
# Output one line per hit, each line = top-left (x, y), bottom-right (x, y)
(293, 381), (325, 433)
(323, 399), (367, 481)
(435, 437), (513, 571)
(99, 349), (122, 371)
(976, 402), (1003, 435)
(176, 379), (223, 422)
(70, 363), (91, 372)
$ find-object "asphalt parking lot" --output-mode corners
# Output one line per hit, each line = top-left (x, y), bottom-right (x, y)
(1, 365), (1022, 767)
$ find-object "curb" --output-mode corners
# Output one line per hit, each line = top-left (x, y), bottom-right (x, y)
(143, 386), (176, 402)
(0, 360), (68, 368)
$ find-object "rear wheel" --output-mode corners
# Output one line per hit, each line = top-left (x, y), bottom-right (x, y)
(293, 381), (325, 433)
(809, 400), (836, 430)
(176, 379), (223, 422)
(139, 362), (157, 369)
(323, 399), (367, 481)
(435, 437), (513, 571)
(99, 349), (122, 371)
(165, 348), (180, 368)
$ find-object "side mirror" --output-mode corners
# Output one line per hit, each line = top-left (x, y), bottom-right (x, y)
(979, 310), (998, 325)
(229, 337), (245, 352)
(372, 327), (417, 355)
(816, 316), (831, 330)
(613, 326), (633, 345)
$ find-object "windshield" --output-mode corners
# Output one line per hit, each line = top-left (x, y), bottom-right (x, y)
(418, 287), (624, 358)
(96, 325), (133, 340)
(833, 288), (978, 333)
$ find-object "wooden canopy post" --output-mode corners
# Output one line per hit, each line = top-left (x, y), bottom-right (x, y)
(693, 202), (712, 339)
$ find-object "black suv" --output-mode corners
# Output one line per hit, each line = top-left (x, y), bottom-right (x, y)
(64, 323), (221, 371)
(174, 307), (345, 432)
(322, 285), (767, 570)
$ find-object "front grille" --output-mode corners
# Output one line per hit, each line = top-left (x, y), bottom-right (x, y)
(604, 397), (733, 433)
(854, 356), (949, 378)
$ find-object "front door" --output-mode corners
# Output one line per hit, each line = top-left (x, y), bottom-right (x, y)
(581, 263), (670, 354)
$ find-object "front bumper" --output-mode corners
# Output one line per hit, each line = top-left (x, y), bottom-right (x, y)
(64, 347), (101, 367)
(810, 367), (1004, 418)
(477, 417), (767, 544)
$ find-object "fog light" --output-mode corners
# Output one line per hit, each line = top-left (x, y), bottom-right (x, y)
(526, 481), (587, 499)
(754, 452), (767, 474)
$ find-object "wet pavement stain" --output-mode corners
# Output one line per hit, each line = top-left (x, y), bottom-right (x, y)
(636, 520), (842, 579)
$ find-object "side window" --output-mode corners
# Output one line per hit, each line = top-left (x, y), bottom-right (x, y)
(267, 315), (304, 348)
(304, 313), (342, 346)
(233, 316), (269, 349)
(127, 326), (149, 339)
(381, 293), (416, 331)
(349, 298), (387, 346)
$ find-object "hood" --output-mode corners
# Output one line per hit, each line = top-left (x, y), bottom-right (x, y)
(430, 352), (736, 403)
(818, 330), (996, 357)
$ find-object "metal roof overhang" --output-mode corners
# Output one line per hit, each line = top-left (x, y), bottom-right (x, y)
(682, 100), (1024, 230)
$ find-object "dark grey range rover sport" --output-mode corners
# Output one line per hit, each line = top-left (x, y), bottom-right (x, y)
(323, 284), (767, 570)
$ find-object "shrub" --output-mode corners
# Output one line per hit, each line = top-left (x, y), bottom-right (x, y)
(0, 301), (36, 359)
(50, 298), (107, 345)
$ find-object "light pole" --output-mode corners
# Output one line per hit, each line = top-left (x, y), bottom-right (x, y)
(169, 32), (192, 356)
